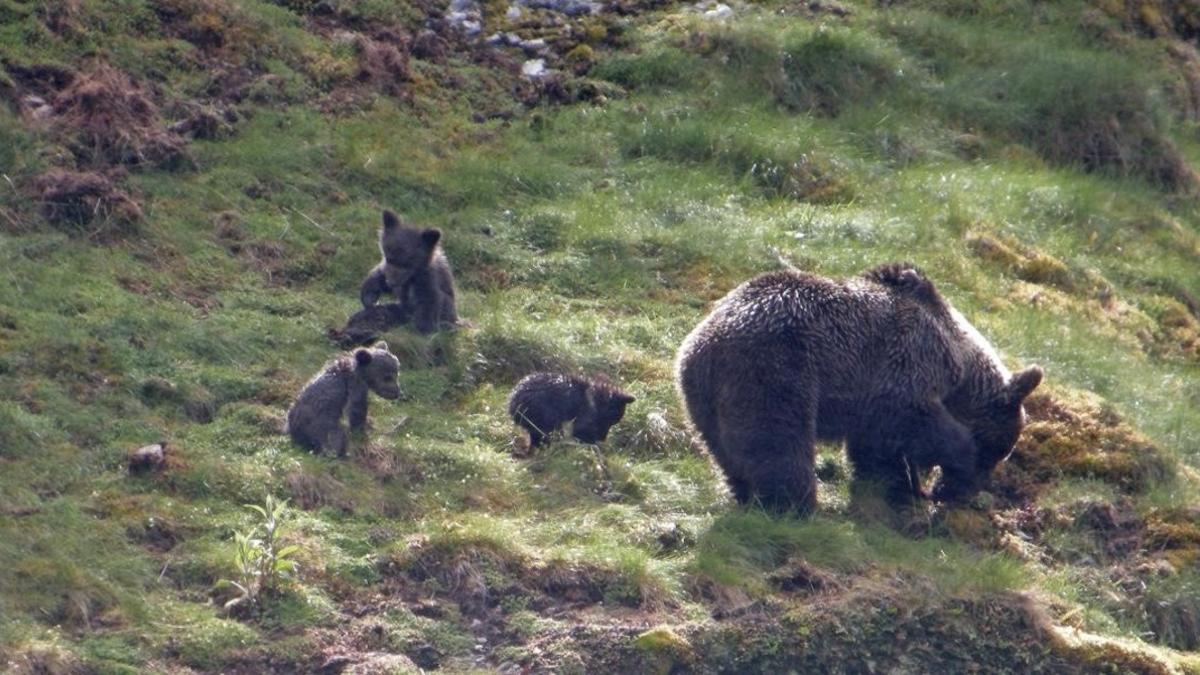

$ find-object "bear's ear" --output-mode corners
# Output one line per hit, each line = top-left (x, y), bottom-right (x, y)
(1007, 366), (1043, 405)
(354, 349), (374, 367)
(421, 228), (441, 248)
(382, 210), (401, 230)
(371, 340), (390, 353)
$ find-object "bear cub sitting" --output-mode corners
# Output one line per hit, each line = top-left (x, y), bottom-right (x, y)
(286, 341), (402, 457)
(508, 372), (635, 450)
(360, 209), (458, 335)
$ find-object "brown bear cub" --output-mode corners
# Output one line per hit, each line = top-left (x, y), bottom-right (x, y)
(508, 373), (635, 449)
(360, 209), (458, 335)
(285, 342), (403, 457)
(675, 263), (1042, 513)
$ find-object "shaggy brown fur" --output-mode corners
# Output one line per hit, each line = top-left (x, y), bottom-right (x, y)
(508, 373), (635, 449)
(360, 209), (458, 334)
(285, 342), (403, 457)
(676, 263), (1042, 513)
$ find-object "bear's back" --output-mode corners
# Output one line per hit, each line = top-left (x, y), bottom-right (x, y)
(678, 268), (973, 406)
(691, 270), (893, 353)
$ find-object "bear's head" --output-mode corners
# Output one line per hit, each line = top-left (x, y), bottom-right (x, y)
(573, 376), (635, 443)
(378, 209), (441, 282)
(354, 341), (403, 400)
(937, 365), (1042, 501)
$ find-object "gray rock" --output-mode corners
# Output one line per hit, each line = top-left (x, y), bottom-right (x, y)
(522, 58), (548, 78)
(447, 0), (483, 36)
(515, 0), (601, 16)
(129, 442), (167, 474)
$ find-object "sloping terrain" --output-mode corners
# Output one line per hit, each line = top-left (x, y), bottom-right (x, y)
(2, 0), (1200, 672)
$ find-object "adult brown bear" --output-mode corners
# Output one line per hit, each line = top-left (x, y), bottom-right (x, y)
(675, 263), (1042, 512)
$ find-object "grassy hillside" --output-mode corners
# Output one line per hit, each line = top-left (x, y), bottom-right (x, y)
(2, 0), (1200, 672)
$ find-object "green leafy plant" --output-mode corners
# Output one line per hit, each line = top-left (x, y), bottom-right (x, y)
(218, 496), (300, 615)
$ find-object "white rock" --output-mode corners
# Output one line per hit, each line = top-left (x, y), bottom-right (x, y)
(521, 58), (547, 78)
(331, 29), (358, 46)
(521, 38), (547, 52)
(703, 3), (733, 19)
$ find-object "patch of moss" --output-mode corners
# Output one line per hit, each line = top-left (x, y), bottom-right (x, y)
(939, 507), (996, 546)
(967, 233), (1074, 290)
(170, 615), (258, 671)
(1144, 508), (1200, 549)
(1000, 390), (1175, 499)
(632, 626), (692, 675)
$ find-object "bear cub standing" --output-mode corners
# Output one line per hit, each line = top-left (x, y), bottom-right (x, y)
(286, 341), (403, 457)
(360, 209), (458, 334)
(508, 373), (635, 449)
(676, 263), (1042, 513)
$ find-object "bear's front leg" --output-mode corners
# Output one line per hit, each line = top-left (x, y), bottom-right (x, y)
(346, 385), (369, 434)
(846, 438), (920, 508)
(408, 280), (441, 334)
(905, 401), (980, 504)
(848, 400), (977, 506)
(360, 266), (391, 308)
(325, 427), (349, 458)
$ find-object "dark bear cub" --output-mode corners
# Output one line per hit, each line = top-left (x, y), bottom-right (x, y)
(285, 341), (403, 457)
(676, 263), (1042, 513)
(360, 209), (458, 335)
(508, 373), (635, 449)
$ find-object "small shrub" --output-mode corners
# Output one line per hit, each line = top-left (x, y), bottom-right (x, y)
(946, 45), (1198, 190)
(774, 30), (900, 116)
(50, 63), (189, 170)
(355, 34), (411, 96)
(218, 496), (300, 616)
(1141, 571), (1200, 651)
(592, 48), (697, 89)
(750, 154), (855, 204)
(29, 169), (142, 234)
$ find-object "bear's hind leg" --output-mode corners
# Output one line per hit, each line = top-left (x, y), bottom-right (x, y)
(724, 474), (753, 505)
(721, 425), (817, 514)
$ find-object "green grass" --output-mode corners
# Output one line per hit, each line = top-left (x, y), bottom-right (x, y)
(2, 0), (1200, 670)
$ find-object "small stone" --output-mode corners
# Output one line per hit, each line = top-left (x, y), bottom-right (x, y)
(522, 59), (547, 78)
(318, 655), (353, 674)
(331, 30), (359, 47)
(520, 38), (547, 55)
(703, 3), (733, 19)
(129, 442), (167, 474)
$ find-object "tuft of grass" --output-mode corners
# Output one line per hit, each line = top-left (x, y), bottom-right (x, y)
(948, 44), (1190, 188)
(773, 29), (903, 116)
(693, 510), (1024, 596)
(592, 47), (700, 90)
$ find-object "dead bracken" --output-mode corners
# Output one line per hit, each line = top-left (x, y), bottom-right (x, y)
(996, 390), (1174, 502)
(49, 63), (190, 169)
(29, 168), (143, 233)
